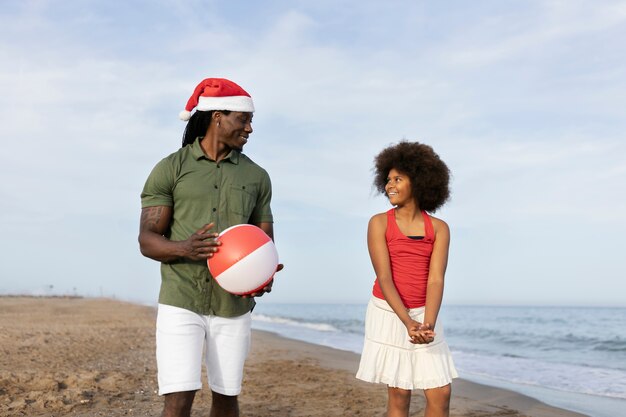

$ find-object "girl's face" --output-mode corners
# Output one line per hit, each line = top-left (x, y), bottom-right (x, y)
(385, 168), (413, 206)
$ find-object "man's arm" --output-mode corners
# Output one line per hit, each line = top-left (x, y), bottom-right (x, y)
(138, 206), (220, 262)
(255, 222), (274, 241)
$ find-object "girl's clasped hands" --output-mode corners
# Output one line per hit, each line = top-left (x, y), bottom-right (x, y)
(407, 321), (435, 344)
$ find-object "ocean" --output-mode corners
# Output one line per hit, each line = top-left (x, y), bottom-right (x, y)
(250, 303), (626, 417)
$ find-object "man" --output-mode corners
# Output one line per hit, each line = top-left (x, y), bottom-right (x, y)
(139, 77), (280, 417)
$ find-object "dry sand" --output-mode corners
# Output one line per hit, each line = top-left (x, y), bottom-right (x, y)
(0, 297), (587, 417)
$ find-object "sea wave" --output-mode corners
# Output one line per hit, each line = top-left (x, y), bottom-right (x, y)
(252, 314), (339, 332)
(453, 350), (626, 399)
(592, 338), (626, 352)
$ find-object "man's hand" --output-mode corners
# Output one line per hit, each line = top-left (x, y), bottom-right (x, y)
(180, 223), (221, 261)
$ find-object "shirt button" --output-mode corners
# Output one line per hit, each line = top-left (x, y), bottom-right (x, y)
(216, 165), (220, 168)
(214, 185), (218, 189)
(212, 208), (217, 212)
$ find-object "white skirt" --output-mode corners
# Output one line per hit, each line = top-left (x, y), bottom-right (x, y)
(356, 297), (458, 390)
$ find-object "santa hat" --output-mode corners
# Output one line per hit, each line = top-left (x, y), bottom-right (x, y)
(179, 78), (255, 121)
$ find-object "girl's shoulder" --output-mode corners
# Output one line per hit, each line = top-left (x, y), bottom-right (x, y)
(427, 214), (450, 235)
(369, 211), (389, 223)
(368, 211), (389, 231)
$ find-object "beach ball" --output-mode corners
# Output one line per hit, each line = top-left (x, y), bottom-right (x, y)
(208, 224), (279, 295)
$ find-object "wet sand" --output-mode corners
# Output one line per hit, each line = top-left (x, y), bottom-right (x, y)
(0, 297), (587, 416)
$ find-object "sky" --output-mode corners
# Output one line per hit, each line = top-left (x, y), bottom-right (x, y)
(1, 0), (625, 306)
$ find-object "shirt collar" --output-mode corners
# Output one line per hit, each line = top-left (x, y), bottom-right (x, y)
(191, 137), (240, 164)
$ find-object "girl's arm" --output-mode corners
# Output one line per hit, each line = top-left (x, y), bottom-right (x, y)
(368, 214), (426, 340)
(423, 217), (451, 329)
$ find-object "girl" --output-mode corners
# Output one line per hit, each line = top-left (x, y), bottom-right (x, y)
(356, 141), (458, 417)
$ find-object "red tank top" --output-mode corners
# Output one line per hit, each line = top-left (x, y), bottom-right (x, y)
(372, 209), (435, 308)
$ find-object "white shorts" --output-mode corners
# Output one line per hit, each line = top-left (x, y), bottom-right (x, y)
(156, 304), (251, 396)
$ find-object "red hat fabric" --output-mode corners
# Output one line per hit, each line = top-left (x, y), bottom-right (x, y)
(179, 78), (254, 121)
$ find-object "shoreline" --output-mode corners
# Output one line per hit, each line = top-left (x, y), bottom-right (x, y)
(249, 329), (587, 417)
(0, 296), (588, 416)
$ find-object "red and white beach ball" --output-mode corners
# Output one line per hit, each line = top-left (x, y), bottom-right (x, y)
(208, 224), (278, 295)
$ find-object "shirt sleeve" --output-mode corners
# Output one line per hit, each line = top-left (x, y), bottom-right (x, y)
(249, 168), (273, 224)
(140, 157), (175, 208)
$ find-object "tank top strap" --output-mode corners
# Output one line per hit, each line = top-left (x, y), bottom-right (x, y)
(422, 210), (435, 240)
(385, 209), (401, 239)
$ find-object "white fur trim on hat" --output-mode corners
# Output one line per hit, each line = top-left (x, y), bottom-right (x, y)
(196, 95), (255, 113)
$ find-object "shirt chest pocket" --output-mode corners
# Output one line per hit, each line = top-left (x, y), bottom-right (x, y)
(229, 183), (258, 220)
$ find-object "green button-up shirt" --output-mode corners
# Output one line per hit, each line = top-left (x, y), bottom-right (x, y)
(141, 138), (274, 317)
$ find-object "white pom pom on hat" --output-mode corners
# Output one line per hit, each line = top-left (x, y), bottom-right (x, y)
(179, 110), (192, 121)
(179, 78), (255, 121)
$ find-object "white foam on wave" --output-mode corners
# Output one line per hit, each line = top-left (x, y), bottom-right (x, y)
(453, 350), (626, 399)
(252, 313), (339, 332)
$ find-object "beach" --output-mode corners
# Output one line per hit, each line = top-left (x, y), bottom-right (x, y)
(0, 297), (587, 417)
